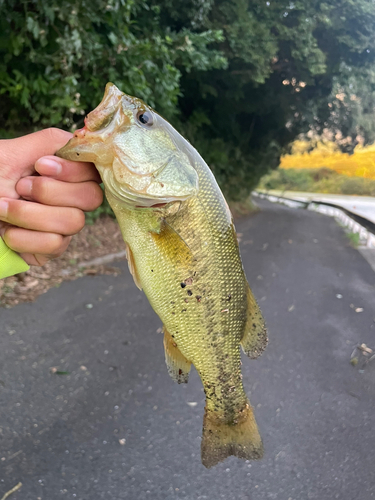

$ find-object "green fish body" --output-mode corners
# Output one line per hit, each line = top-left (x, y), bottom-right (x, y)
(57, 83), (267, 468)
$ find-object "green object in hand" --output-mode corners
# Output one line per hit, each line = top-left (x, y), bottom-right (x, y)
(0, 238), (30, 279)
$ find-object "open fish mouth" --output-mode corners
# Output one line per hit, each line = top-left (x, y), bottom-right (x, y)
(57, 81), (199, 208)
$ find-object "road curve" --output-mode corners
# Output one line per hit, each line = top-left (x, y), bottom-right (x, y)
(0, 198), (374, 499)
(261, 190), (375, 223)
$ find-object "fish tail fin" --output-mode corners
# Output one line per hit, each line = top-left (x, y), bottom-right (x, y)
(201, 403), (263, 468)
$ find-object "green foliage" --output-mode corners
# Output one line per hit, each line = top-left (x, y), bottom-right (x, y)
(0, 0), (225, 134)
(175, 0), (375, 200)
(260, 168), (314, 192)
(321, 65), (375, 149)
(346, 231), (360, 248)
(2, 0), (375, 202)
(259, 168), (375, 196)
(339, 176), (375, 196)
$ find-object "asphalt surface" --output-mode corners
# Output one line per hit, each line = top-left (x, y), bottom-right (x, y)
(1, 199), (374, 500)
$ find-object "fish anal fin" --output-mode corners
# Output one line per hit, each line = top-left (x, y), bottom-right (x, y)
(163, 327), (191, 384)
(201, 403), (263, 468)
(241, 285), (268, 359)
(125, 243), (142, 290)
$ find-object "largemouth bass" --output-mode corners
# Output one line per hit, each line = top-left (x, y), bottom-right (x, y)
(57, 83), (268, 468)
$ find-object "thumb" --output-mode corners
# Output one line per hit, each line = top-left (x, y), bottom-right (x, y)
(0, 128), (73, 199)
(1, 128), (73, 173)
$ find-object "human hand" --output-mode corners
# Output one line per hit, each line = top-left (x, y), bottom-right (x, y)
(0, 128), (103, 266)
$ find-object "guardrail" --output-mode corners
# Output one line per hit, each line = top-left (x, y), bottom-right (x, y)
(253, 191), (375, 249)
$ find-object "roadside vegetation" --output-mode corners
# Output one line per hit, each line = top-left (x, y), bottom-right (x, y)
(259, 138), (375, 196)
(280, 140), (375, 180)
(259, 168), (375, 196)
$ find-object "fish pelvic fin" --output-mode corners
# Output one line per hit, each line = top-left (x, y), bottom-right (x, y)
(163, 327), (191, 384)
(241, 285), (268, 359)
(201, 403), (263, 469)
(125, 243), (142, 290)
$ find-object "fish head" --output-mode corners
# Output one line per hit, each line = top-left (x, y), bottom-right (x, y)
(57, 83), (199, 208)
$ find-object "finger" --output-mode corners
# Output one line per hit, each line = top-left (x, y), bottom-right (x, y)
(20, 253), (54, 266)
(20, 253), (53, 266)
(16, 177), (103, 211)
(35, 155), (101, 183)
(0, 198), (85, 236)
(1, 129), (73, 173)
(3, 226), (71, 261)
(19, 237), (72, 266)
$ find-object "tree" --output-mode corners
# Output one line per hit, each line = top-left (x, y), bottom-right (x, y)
(319, 65), (375, 151)
(171, 0), (375, 199)
(2, 0), (375, 201)
(0, 0), (225, 134)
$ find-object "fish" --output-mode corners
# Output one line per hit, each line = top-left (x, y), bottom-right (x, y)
(57, 83), (268, 468)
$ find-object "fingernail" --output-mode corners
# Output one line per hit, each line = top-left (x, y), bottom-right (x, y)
(0, 199), (8, 218)
(36, 158), (62, 176)
(17, 178), (33, 197)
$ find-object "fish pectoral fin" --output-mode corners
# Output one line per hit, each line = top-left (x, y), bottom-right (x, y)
(163, 327), (191, 384)
(125, 243), (142, 290)
(151, 220), (194, 268)
(162, 218), (192, 253)
(240, 285), (268, 359)
(201, 404), (263, 468)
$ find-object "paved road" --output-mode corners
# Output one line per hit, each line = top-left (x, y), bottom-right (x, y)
(261, 190), (375, 223)
(1, 199), (374, 500)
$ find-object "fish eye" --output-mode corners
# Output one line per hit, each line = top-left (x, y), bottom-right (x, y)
(137, 110), (154, 127)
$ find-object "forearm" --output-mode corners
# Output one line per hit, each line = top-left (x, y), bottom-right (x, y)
(0, 237), (29, 279)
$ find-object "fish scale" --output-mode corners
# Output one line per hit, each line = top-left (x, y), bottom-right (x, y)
(57, 82), (268, 468)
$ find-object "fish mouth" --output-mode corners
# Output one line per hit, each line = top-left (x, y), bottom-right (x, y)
(57, 82), (199, 208)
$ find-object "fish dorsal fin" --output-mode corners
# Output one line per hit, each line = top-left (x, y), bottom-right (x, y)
(125, 242), (142, 290)
(240, 285), (268, 358)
